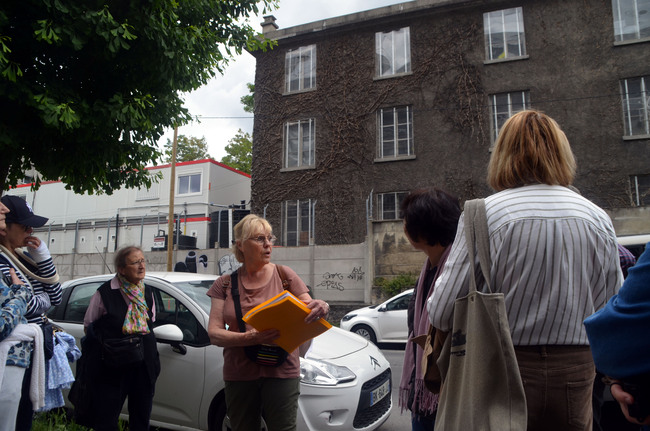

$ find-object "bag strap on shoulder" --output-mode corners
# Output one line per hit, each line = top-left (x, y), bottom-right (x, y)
(275, 264), (290, 290)
(463, 199), (492, 294)
(230, 271), (248, 333)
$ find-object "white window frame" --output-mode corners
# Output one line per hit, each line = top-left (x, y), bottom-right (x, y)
(285, 45), (317, 93)
(631, 174), (650, 206)
(375, 27), (411, 77)
(283, 199), (316, 246)
(377, 192), (408, 221)
(621, 76), (650, 137)
(489, 91), (531, 143)
(377, 106), (414, 159)
(484, 7), (527, 61)
(177, 172), (202, 196)
(284, 119), (315, 169)
(613, 0), (650, 42)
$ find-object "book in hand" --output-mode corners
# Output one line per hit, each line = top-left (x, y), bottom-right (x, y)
(242, 290), (332, 353)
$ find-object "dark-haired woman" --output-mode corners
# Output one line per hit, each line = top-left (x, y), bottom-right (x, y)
(83, 246), (160, 431)
(397, 188), (461, 431)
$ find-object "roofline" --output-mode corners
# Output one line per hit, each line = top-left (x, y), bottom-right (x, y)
(9, 158), (250, 190)
(259, 0), (474, 42)
(151, 158), (251, 178)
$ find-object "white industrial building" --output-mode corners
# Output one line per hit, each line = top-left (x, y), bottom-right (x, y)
(4, 159), (251, 254)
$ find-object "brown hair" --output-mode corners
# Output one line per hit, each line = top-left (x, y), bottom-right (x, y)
(232, 214), (273, 263)
(114, 246), (144, 271)
(487, 110), (576, 191)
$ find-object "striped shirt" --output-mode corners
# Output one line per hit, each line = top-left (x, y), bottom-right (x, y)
(427, 185), (623, 346)
(0, 254), (62, 325)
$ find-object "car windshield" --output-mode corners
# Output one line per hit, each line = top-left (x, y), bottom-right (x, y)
(170, 280), (214, 314)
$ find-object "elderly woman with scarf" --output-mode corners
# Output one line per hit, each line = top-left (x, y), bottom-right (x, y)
(398, 189), (461, 431)
(82, 246), (160, 431)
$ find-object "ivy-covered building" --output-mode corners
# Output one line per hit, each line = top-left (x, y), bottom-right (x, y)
(251, 0), (650, 246)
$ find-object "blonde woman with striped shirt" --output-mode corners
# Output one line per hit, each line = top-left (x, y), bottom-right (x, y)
(428, 110), (623, 431)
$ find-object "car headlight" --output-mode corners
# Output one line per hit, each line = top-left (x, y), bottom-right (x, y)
(300, 358), (356, 386)
(341, 314), (356, 322)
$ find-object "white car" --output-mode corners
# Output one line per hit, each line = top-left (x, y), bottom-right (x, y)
(340, 289), (414, 344)
(47, 272), (392, 431)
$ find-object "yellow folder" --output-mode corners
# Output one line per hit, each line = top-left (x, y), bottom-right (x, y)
(242, 290), (332, 353)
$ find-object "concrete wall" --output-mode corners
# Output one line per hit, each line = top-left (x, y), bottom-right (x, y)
(608, 207), (650, 236)
(52, 242), (373, 304)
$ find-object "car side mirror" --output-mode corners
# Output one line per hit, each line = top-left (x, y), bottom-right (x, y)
(378, 306), (386, 312)
(154, 324), (187, 355)
(154, 324), (183, 343)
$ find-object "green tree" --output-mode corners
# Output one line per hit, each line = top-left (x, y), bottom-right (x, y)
(163, 135), (211, 163)
(0, 0), (276, 194)
(221, 129), (252, 174)
(240, 83), (255, 113)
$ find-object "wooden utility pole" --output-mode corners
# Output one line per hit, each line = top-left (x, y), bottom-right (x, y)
(166, 126), (178, 271)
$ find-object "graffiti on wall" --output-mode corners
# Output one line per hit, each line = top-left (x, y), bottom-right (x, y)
(218, 254), (242, 275)
(317, 266), (365, 291)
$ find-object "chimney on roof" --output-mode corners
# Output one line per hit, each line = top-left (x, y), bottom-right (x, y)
(261, 15), (278, 34)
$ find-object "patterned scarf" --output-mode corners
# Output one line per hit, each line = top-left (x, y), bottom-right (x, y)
(398, 246), (451, 416)
(117, 274), (150, 334)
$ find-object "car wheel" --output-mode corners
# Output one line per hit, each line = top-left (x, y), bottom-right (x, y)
(352, 324), (377, 344)
(209, 393), (269, 431)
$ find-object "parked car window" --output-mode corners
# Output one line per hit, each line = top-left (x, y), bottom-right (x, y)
(63, 281), (104, 322)
(151, 287), (209, 346)
(385, 292), (411, 311)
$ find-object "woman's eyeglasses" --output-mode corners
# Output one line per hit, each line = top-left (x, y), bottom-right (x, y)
(127, 259), (147, 266)
(248, 235), (276, 245)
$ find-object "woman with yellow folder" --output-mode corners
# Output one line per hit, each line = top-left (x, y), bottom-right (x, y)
(207, 214), (329, 431)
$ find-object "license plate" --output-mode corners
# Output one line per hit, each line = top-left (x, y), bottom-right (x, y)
(370, 379), (390, 406)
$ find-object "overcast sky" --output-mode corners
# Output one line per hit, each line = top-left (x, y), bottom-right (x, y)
(157, 0), (408, 161)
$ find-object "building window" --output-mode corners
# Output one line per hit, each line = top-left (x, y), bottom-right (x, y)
(376, 27), (411, 77)
(285, 45), (316, 93)
(631, 174), (650, 206)
(283, 199), (315, 246)
(489, 91), (531, 143)
(177, 173), (201, 195)
(613, 0), (650, 42)
(136, 181), (160, 201)
(378, 106), (413, 159)
(484, 7), (526, 61)
(284, 119), (315, 169)
(621, 76), (650, 136)
(377, 192), (408, 220)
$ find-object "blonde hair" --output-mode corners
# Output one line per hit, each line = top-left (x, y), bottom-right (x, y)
(487, 110), (576, 191)
(231, 214), (273, 263)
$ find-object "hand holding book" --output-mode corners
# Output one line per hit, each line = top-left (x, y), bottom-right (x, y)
(242, 291), (332, 353)
(302, 298), (330, 324)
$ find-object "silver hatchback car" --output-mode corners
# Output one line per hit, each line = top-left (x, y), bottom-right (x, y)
(48, 272), (392, 431)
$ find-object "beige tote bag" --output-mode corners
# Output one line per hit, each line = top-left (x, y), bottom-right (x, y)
(435, 199), (527, 431)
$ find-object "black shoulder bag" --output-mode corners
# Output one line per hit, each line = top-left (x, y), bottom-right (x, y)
(231, 269), (289, 367)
